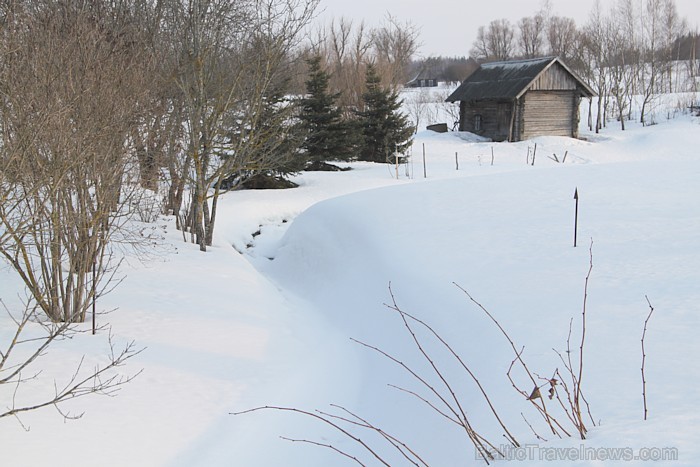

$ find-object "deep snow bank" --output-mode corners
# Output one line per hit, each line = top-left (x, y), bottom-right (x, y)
(262, 155), (700, 465)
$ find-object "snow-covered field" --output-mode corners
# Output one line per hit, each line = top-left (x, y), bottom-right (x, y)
(2, 100), (699, 466)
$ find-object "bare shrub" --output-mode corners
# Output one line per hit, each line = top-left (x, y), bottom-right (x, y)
(0, 0), (146, 424)
(641, 296), (655, 421)
(234, 243), (604, 463)
(0, 299), (141, 426)
(0, 1), (151, 323)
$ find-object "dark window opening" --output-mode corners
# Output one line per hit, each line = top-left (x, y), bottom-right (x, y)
(474, 114), (482, 132)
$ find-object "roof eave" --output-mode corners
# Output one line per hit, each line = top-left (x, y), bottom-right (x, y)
(447, 56), (597, 102)
(514, 57), (558, 99)
(512, 57), (597, 99)
(553, 57), (597, 97)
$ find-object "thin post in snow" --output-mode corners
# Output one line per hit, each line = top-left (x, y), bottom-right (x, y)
(641, 296), (655, 421)
(531, 143), (537, 166)
(422, 143), (427, 178)
(455, 152), (459, 171)
(491, 146), (494, 166)
(573, 188), (579, 247)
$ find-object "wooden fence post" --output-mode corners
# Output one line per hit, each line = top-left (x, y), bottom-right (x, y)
(573, 188), (579, 247)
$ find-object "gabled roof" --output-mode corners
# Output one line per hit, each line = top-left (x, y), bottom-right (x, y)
(406, 73), (437, 85)
(446, 56), (595, 102)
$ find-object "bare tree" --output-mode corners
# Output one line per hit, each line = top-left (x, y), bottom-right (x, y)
(471, 25), (492, 60)
(126, 1), (196, 219)
(637, 0), (681, 124)
(518, 14), (546, 58)
(372, 14), (420, 88)
(303, 14), (420, 117)
(547, 16), (579, 61)
(685, 28), (699, 92)
(164, 0), (319, 251)
(471, 19), (516, 61)
(581, 0), (611, 133)
(570, 30), (597, 131)
(607, 0), (637, 130)
(660, 0), (686, 93)
(322, 17), (373, 112)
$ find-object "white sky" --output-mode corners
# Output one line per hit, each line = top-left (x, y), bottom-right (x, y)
(315, 0), (700, 58)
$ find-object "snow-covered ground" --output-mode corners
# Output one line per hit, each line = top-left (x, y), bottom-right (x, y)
(2, 102), (699, 466)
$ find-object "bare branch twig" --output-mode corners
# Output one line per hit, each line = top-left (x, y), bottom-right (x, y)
(232, 406), (392, 466)
(641, 295), (655, 421)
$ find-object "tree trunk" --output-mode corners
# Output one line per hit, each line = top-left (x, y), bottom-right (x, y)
(587, 98), (593, 131)
(618, 105), (625, 131)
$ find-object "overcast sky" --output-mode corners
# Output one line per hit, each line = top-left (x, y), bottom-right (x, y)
(315, 0), (700, 58)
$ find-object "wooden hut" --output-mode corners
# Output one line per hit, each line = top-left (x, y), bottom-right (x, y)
(445, 57), (595, 142)
(406, 75), (439, 88)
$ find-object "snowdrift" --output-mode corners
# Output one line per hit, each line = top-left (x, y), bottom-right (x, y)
(2, 113), (699, 466)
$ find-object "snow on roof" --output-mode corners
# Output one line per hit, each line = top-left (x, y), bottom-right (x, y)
(446, 56), (594, 102)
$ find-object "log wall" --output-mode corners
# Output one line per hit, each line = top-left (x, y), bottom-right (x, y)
(457, 62), (586, 141)
(518, 90), (578, 140)
(460, 100), (513, 142)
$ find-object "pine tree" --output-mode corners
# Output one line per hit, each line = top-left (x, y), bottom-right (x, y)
(357, 63), (413, 163)
(298, 56), (358, 168)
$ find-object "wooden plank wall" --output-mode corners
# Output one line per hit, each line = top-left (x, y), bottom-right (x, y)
(458, 63), (587, 141)
(520, 90), (577, 140)
(528, 63), (579, 92)
(460, 100), (512, 141)
(513, 98), (523, 141)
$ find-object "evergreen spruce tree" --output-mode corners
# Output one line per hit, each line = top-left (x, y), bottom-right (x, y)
(357, 63), (413, 163)
(219, 79), (303, 190)
(298, 56), (358, 169)
(251, 81), (306, 175)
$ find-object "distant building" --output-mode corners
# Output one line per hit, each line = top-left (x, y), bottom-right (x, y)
(406, 74), (439, 88)
(446, 57), (595, 142)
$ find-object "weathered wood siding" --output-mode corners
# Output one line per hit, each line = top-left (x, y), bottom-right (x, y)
(460, 100), (512, 142)
(457, 61), (588, 141)
(518, 90), (578, 140)
(527, 62), (579, 92)
(512, 97), (523, 141)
